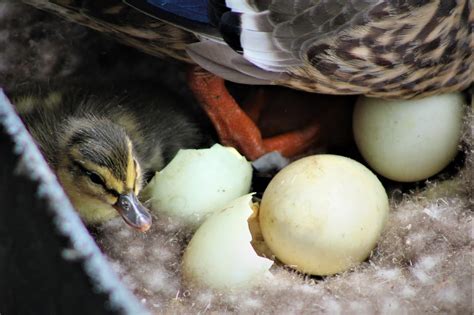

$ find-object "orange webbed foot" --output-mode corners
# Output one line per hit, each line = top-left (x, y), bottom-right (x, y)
(187, 66), (320, 160)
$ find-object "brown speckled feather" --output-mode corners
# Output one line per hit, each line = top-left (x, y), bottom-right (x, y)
(22, 0), (472, 99)
(274, 0), (473, 98)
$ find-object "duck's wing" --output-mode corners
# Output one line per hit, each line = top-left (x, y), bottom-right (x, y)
(187, 1), (381, 81)
(24, 0), (198, 62)
(215, 0), (377, 72)
(187, 0), (472, 97)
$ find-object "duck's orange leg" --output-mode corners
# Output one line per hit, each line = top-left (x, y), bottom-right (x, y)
(187, 66), (320, 160)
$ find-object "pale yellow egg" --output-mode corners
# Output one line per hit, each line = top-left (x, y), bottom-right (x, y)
(353, 93), (465, 182)
(259, 155), (389, 276)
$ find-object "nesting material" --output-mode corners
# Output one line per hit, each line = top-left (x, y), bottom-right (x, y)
(97, 112), (472, 314)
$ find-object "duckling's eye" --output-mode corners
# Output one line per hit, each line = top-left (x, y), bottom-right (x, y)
(86, 171), (105, 186)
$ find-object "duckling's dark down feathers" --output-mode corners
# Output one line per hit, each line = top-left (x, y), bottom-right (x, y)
(17, 87), (207, 176)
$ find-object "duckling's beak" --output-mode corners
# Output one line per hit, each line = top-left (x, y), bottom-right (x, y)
(113, 192), (152, 232)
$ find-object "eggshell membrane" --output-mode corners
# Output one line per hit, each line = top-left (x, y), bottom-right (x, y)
(144, 144), (252, 226)
(353, 93), (465, 182)
(182, 194), (274, 290)
(260, 155), (389, 276)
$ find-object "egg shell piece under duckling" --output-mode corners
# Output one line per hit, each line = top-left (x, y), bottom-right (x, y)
(260, 154), (389, 276)
(182, 194), (274, 290)
(145, 144), (252, 227)
(353, 93), (465, 182)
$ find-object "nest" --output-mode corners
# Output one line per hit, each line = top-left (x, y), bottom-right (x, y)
(96, 110), (472, 313)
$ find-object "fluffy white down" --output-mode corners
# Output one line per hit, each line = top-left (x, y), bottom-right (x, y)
(97, 112), (472, 314)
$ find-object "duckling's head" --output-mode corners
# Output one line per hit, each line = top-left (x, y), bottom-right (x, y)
(56, 117), (152, 231)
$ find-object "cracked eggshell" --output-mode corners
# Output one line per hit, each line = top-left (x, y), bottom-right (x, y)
(182, 194), (274, 290)
(353, 93), (465, 182)
(260, 155), (389, 276)
(144, 144), (252, 226)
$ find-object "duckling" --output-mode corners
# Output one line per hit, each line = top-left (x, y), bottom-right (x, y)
(15, 88), (206, 231)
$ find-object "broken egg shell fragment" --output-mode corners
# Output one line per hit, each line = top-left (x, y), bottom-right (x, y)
(182, 194), (274, 291)
(143, 144), (252, 227)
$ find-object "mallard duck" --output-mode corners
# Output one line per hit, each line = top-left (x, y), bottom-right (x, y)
(22, 0), (473, 159)
(15, 88), (205, 231)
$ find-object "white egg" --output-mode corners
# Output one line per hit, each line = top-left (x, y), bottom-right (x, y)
(182, 194), (274, 290)
(144, 144), (252, 226)
(259, 155), (389, 276)
(353, 93), (465, 182)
